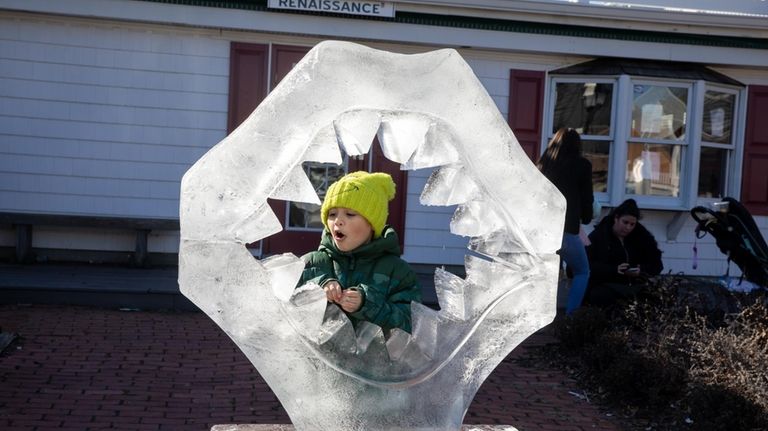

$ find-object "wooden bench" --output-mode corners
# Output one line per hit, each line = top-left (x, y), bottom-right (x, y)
(0, 212), (179, 266)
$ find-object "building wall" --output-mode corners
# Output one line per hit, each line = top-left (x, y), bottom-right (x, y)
(401, 54), (575, 266)
(1, 11), (766, 278)
(0, 14), (229, 252)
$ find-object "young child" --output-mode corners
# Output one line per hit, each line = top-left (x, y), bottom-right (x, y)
(297, 171), (422, 333)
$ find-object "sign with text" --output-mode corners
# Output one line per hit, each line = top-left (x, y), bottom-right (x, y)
(268, 0), (395, 18)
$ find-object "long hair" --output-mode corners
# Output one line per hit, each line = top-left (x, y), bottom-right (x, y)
(536, 128), (582, 174)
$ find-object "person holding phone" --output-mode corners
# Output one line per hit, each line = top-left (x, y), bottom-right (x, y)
(584, 199), (663, 307)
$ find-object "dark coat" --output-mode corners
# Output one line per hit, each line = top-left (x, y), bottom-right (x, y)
(542, 157), (594, 234)
(586, 215), (663, 287)
(297, 225), (421, 333)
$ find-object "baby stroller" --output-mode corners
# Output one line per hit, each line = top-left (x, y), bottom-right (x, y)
(691, 197), (768, 288)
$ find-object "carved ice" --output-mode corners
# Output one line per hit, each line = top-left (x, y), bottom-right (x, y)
(179, 41), (565, 431)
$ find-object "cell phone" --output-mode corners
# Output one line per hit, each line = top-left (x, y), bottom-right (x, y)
(627, 267), (640, 273)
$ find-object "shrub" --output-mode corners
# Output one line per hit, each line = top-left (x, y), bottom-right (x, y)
(688, 302), (768, 414)
(551, 306), (610, 350)
(549, 275), (768, 429)
(685, 383), (767, 431)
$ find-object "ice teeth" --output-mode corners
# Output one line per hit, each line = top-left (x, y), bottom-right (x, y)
(269, 164), (321, 205)
(354, 321), (385, 355)
(385, 328), (430, 368)
(283, 283), (327, 337)
(450, 200), (505, 237)
(410, 302), (440, 359)
(464, 255), (518, 287)
(291, 283), (327, 306)
(385, 328), (411, 361)
(402, 122), (460, 170)
(333, 110), (380, 156)
(463, 255), (525, 318)
(468, 229), (527, 257)
(262, 253), (306, 302)
(303, 124), (343, 165)
(376, 114), (430, 164)
(419, 165), (480, 206)
(433, 268), (468, 321)
(231, 202), (283, 244)
(317, 305), (357, 354)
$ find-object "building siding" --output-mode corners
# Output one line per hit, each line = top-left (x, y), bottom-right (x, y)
(0, 16), (229, 221)
(0, 16), (230, 251)
(0, 11), (766, 278)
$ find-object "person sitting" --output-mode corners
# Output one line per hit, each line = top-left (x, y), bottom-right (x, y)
(584, 198), (663, 307)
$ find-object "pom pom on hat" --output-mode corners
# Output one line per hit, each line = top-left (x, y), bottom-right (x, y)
(321, 171), (396, 238)
(613, 198), (640, 219)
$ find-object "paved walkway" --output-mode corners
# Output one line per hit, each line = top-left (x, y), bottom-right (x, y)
(0, 303), (622, 431)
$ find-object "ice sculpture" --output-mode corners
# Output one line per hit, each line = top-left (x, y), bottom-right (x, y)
(179, 41), (565, 430)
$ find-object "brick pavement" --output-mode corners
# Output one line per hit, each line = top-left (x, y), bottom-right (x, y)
(0, 304), (622, 431)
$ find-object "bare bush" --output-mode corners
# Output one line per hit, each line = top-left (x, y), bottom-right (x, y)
(688, 302), (768, 413)
(549, 276), (768, 429)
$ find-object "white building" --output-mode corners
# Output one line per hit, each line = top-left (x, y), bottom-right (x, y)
(1, 0), (767, 278)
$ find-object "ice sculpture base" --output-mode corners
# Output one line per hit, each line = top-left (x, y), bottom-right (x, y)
(211, 425), (518, 431)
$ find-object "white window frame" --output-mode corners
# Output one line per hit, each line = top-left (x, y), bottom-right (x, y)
(543, 76), (618, 203)
(691, 83), (742, 208)
(284, 158), (350, 232)
(545, 73), (745, 212)
(624, 78), (692, 209)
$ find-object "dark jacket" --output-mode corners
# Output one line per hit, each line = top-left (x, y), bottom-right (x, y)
(542, 157), (594, 234)
(586, 215), (663, 287)
(297, 225), (421, 333)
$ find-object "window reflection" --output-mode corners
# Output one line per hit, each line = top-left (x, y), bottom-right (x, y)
(582, 140), (611, 193)
(625, 143), (681, 197)
(702, 90), (735, 144)
(631, 85), (688, 141)
(288, 163), (346, 229)
(553, 82), (613, 136)
(698, 147), (728, 198)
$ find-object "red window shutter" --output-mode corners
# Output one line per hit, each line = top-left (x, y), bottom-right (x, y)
(227, 43), (268, 133)
(741, 85), (768, 216)
(508, 69), (546, 162)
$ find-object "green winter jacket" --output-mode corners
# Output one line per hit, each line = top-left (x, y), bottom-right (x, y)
(297, 225), (421, 333)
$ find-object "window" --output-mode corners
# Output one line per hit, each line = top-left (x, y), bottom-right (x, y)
(626, 82), (689, 198)
(698, 88), (737, 199)
(546, 72), (743, 210)
(550, 79), (615, 194)
(287, 162), (347, 230)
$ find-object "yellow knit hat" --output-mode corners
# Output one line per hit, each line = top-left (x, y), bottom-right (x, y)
(321, 171), (396, 238)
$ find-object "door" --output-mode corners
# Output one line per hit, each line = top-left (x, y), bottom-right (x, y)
(227, 43), (269, 133)
(508, 69), (546, 162)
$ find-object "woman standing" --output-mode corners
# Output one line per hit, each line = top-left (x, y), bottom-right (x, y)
(538, 128), (594, 315)
(585, 199), (663, 306)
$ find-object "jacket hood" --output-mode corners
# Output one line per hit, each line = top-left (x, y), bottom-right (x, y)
(319, 225), (401, 259)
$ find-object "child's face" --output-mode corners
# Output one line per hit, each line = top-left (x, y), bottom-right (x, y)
(326, 207), (374, 252)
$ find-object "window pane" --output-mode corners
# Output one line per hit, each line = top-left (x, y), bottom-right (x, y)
(582, 139), (611, 193)
(698, 147), (728, 198)
(631, 85), (688, 141)
(552, 82), (613, 136)
(625, 143), (682, 197)
(702, 90), (735, 144)
(288, 163), (346, 229)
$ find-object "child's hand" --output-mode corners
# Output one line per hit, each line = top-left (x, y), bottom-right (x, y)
(339, 289), (362, 313)
(323, 280), (343, 303)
